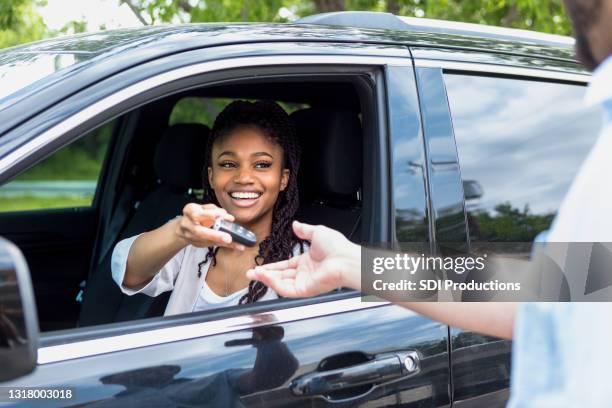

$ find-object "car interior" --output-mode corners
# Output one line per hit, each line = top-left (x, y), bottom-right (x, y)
(0, 74), (377, 334)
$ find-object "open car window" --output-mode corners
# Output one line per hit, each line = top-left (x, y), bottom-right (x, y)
(0, 66), (376, 336)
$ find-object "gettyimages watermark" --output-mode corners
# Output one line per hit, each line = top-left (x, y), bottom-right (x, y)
(361, 242), (612, 302)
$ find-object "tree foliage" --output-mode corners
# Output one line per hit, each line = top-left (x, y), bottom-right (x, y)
(0, 0), (46, 49)
(121, 0), (572, 35)
(0, 0), (31, 30)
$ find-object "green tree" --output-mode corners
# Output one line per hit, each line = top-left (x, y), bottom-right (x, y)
(0, 0), (46, 49)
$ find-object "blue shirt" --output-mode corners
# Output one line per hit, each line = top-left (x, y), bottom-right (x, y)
(508, 55), (612, 407)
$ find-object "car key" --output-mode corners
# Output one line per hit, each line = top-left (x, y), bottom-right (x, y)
(213, 218), (257, 247)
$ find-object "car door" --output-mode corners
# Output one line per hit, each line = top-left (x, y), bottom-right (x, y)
(0, 43), (451, 407)
(411, 48), (600, 406)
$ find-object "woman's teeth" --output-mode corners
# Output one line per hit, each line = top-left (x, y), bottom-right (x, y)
(230, 192), (261, 199)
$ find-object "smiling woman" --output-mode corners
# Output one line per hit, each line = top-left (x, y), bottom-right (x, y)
(110, 100), (307, 316)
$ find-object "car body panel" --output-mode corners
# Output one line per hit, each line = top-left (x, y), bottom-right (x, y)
(414, 66), (468, 246)
(7, 301), (450, 407)
(386, 64), (431, 244)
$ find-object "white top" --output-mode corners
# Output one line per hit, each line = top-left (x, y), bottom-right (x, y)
(195, 280), (251, 312)
(111, 235), (305, 316)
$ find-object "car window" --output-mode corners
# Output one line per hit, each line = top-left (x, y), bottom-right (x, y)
(0, 120), (115, 212)
(444, 74), (602, 242)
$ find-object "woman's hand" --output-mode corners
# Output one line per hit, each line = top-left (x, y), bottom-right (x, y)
(246, 221), (361, 297)
(175, 203), (245, 250)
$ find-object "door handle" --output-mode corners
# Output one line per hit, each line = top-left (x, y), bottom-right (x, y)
(290, 351), (420, 397)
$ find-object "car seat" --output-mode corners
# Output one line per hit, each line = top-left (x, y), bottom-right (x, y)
(78, 123), (209, 326)
(290, 108), (363, 241)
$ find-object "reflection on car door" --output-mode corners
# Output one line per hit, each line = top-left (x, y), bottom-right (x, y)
(17, 297), (448, 407)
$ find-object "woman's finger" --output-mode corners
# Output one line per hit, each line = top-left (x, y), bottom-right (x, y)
(184, 203), (232, 225)
(193, 209), (230, 227)
(193, 225), (232, 245)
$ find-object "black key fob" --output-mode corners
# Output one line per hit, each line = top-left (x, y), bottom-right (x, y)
(213, 218), (257, 247)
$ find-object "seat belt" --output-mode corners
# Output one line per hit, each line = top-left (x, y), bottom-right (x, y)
(77, 183), (136, 304)
(96, 184), (136, 266)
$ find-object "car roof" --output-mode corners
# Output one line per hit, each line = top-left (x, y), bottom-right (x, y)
(3, 19), (574, 62)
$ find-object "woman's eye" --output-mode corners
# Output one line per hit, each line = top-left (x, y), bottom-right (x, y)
(219, 162), (236, 168)
(255, 162), (272, 169)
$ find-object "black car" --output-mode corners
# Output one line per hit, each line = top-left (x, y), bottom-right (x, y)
(0, 11), (601, 407)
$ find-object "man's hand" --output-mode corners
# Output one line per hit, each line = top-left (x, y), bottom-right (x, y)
(246, 221), (361, 297)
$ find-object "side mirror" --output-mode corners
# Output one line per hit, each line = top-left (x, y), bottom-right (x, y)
(0, 237), (38, 382)
(463, 180), (483, 201)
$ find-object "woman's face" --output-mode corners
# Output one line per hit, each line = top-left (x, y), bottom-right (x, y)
(208, 126), (289, 228)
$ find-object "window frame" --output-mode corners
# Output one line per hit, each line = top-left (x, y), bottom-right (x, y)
(1, 51), (413, 363)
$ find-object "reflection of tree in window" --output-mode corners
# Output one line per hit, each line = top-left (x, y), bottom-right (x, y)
(469, 203), (554, 242)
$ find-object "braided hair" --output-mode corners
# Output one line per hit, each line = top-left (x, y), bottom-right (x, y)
(198, 100), (304, 304)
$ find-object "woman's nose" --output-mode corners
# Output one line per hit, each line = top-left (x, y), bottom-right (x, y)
(234, 169), (254, 183)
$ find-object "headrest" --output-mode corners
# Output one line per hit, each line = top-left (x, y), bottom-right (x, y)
(154, 123), (209, 189)
(290, 108), (362, 203)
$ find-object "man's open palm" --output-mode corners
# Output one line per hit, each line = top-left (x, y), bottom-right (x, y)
(246, 221), (360, 297)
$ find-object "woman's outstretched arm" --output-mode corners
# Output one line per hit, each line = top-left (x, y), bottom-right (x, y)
(123, 203), (243, 288)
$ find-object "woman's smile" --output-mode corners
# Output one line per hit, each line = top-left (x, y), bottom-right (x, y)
(228, 190), (263, 208)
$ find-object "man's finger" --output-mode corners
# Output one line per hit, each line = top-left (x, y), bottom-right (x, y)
(248, 267), (297, 280)
(293, 221), (316, 241)
(253, 271), (300, 297)
(276, 279), (301, 297)
(254, 256), (299, 271)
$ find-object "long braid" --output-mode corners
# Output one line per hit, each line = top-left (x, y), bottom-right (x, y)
(199, 100), (304, 303)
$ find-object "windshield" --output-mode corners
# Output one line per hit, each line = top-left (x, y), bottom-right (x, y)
(0, 51), (93, 101)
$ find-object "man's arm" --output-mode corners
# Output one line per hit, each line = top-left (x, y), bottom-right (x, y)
(247, 221), (517, 340)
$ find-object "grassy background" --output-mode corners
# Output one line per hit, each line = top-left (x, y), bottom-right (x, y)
(0, 195), (91, 212)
